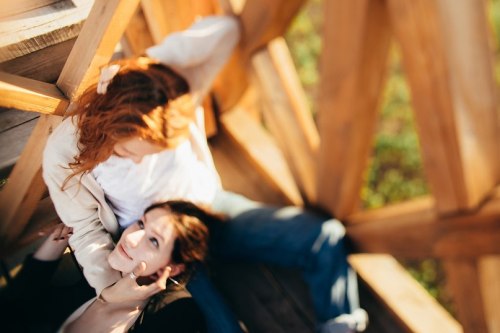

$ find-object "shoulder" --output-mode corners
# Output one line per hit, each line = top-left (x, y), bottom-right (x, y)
(43, 117), (79, 167)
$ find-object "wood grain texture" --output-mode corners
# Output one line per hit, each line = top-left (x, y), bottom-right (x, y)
(387, 0), (499, 213)
(478, 257), (500, 333)
(0, 115), (62, 246)
(0, 0), (93, 62)
(220, 107), (303, 206)
(0, 72), (68, 114)
(444, 259), (488, 333)
(347, 191), (500, 258)
(351, 254), (462, 333)
(251, 38), (319, 204)
(316, 0), (391, 219)
(239, 0), (305, 54)
(57, 0), (141, 99)
(0, 38), (75, 83)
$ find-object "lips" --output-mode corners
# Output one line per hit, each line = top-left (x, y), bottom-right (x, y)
(118, 243), (133, 260)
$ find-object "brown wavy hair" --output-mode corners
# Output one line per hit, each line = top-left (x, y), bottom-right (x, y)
(66, 57), (192, 185)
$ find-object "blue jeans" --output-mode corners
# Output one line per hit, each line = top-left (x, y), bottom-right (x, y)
(187, 191), (360, 333)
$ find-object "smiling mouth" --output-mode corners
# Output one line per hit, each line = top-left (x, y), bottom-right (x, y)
(118, 244), (133, 260)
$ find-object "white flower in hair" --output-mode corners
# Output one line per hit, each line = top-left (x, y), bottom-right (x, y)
(97, 64), (121, 94)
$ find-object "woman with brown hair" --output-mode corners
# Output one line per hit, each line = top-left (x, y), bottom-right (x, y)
(43, 15), (367, 333)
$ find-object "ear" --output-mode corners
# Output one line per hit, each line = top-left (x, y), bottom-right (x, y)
(168, 263), (185, 278)
(155, 263), (185, 279)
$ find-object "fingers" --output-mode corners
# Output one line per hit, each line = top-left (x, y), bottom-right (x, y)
(157, 266), (172, 289)
(132, 261), (147, 279)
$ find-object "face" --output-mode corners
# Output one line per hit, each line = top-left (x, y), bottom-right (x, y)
(108, 208), (179, 276)
(113, 137), (164, 164)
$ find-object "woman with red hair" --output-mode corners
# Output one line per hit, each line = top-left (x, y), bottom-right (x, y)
(43, 15), (367, 333)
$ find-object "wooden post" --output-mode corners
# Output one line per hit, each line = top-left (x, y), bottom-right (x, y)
(387, 0), (499, 214)
(316, 0), (391, 219)
(479, 257), (500, 333)
(444, 259), (488, 333)
(251, 38), (319, 203)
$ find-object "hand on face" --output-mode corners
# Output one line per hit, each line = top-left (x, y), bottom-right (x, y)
(100, 261), (172, 303)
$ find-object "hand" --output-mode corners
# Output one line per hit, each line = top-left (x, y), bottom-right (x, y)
(100, 262), (171, 304)
(33, 223), (73, 261)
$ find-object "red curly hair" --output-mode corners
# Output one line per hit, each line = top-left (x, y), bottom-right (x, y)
(67, 57), (192, 181)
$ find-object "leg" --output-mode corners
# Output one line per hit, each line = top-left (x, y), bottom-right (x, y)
(210, 191), (366, 330)
(187, 264), (244, 333)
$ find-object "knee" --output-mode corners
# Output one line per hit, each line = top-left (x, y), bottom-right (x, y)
(311, 219), (346, 253)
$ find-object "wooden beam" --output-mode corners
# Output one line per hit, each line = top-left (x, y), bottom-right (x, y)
(0, 113), (38, 177)
(3, 0), (62, 19)
(0, 38), (76, 83)
(57, 0), (141, 99)
(121, 7), (154, 57)
(251, 38), (319, 204)
(316, 0), (391, 219)
(239, 0), (305, 54)
(0, 72), (68, 115)
(443, 260), (488, 333)
(0, 115), (62, 247)
(351, 255), (462, 333)
(220, 107), (303, 206)
(141, 0), (216, 44)
(387, 0), (500, 214)
(478, 257), (500, 333)
(347, 189), (500, 259)
(0, 0), (93, 62)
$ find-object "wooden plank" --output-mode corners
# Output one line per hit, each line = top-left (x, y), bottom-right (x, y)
(357, 278), (408, 333)
(0, 38), (75, 83)
(210, 132), (292, 206)
(239, 0), (305, 54)
(0, 115), (38, 177)
(121, 7), (154, 57)
(387, 0), (499, 214)
(0, 108), (38, 133)
(0, 72), (68, 115)
(141, 0), (216, 44)
(316, 0), (391, 219)
(0, 196), (60, 258)
(2, 0), (62, 19)
(251, 38), (319, 204)
(347, 191), (500, 259)
(443, 260), (487, 333)
(478, 257), (500, 333)
(57, 0), (141, 99)
(0, 115), (62, 246)
(211, 262), (315, 333)
(0, 0), (93, 62)
(220, 107), (303, 206)
(351, 254), (462, 333)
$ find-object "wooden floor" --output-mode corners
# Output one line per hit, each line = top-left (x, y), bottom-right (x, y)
(0, 108), (409, 333)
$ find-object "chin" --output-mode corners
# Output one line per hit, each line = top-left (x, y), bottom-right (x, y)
(108, 250), (126, 272)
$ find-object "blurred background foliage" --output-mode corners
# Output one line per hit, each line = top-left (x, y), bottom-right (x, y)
(284, 0), (500, 316)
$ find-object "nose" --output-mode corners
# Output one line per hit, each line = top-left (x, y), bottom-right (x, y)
(125, 229), (145, 248)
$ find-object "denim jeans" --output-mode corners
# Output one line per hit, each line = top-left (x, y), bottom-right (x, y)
(187, 191), (360, 333)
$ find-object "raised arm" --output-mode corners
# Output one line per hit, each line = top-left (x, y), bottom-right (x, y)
(146, 15), (241, 105)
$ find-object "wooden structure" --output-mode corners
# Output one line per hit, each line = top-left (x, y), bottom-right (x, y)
(0, 0), (499, 332)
